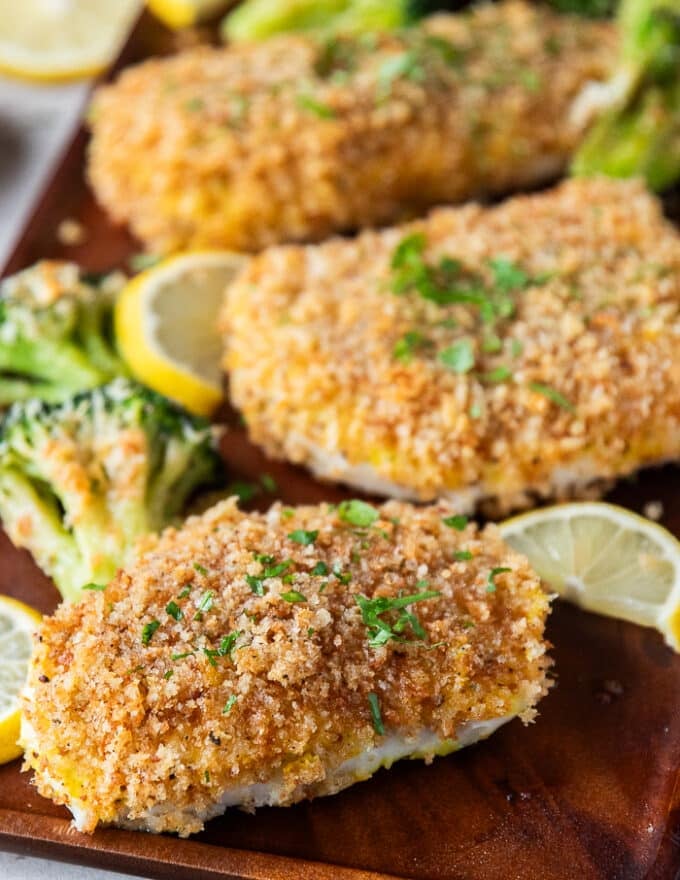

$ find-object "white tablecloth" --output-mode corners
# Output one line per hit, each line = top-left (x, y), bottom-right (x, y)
(0, 72), (147, 880)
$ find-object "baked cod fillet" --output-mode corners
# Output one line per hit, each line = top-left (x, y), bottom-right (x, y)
(88, 1), (616, 253)
(222, 177), (680, 513)
(21, 499), (551, 836)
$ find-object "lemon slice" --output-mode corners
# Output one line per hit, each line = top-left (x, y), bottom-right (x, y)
(115, 251), (247, 417)
(0, 0), (141, 82)
(147, 0), (229, 29)
(500, 502), (680, 651)
(0, 596), (41, 765)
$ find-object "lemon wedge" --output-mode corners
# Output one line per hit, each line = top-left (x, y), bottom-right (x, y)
(500, 502), (680, 651)
(0, 595), (41, 765)
(0, 0), (141, 82)
(147, 0), (229, 29)
(115, 251), (247, 417)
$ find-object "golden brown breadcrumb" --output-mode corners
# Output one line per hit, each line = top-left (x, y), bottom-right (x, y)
(88, 2), (616, 253)
(21, 499), (551, 836)
(221, 178), (680, 511)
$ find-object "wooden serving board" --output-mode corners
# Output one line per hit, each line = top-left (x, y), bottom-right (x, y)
(2, 11), (680, 880)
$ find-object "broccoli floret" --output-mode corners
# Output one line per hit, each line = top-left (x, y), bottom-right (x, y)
(0, 261), (127, 407)
(0, 379), (223, 602)
(571, 0), (680, 190)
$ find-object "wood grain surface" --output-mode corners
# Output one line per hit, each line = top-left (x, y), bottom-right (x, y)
(1, 11), (680, 880)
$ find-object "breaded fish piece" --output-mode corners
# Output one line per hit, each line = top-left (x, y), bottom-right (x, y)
(88, 1), (616, 253)
(21, 499), (550, 836)
(222, 178), (680, 513)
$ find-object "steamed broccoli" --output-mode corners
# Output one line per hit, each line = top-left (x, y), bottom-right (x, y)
(572, 0), (680, 190)
(222, 0), (407, 41)
(0, 261), (126, 407)
(0, 379), (223, 602)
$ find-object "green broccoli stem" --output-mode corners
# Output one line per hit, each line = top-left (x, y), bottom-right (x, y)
(76, 298), (128, 378)
(0, 378), (68, 406)
(0, 468), (87, 602)
(571, 0), (680, 190)
(0, 337), (108, 397)
(222, 0), (406, 41)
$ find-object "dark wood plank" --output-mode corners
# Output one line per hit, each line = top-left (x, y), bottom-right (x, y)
(1, 13), (680, 880)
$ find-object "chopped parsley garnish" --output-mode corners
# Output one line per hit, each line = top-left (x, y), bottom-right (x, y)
(204, 770), (210, 783)
(454, 550), (473, 561)
(253, 553), (275, 564)
(288, 529), (318, 546)
(442, 514), (468, 530)
(227, 480), (260, 503)
(481, 366), (513, 383)
(223, 695), (238, 715)
(193, 563), (208, 576)
(416, 579), (430, 588)
(247, 559), (292, 596)
(517, 68), (541, 92)
(171, 651), (195, 661)
(193, 590), (214, 620)
(469, 402), (482, 419)
(487, 567), (511, 593)
(281, 590), (307, 603)
(264, 560), (292, 578)
(377, 50), (425, 97)
(529, 382), (575, 412)
(393, 330), (429, 363)
(439, 339), (474, 374)
(141, 620), (160, 646)
(311, 561), (329, 576)
(166, 601), (183, 621)
(367, 692), (385, 735)
(177, 586), (192, 599)
(511, 339), (524, 358)
(260, 473), (277, 493)
(203, 648), (220, 667)
(488, 257), (531, 292)
(82, 582), (106, 591)
(481, 333), (502, 354)
(307, 627), (315, 637)
(218, 632), (241, 657)
(281, 508), (295, 519)
(163, 670), (174, 680)
(296, 94), (336, 118)
(333, 566), (352, 585)
(355, 590), (440, 648)
(337, 499), (379, 527)
(246, 575), (265, 596)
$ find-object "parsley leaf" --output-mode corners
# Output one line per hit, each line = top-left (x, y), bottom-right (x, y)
(82, 582), (106, 591)
(288, 529), (318, 546)
(193, 591), (214, 620)
(439, 339), (475, 373)
(367, 692), (385, 735)
(393, 330), (428, 363)
(311, 561), (329, 576)
(529, 382), (575, 412)
(246, 575), (264, 596)
(338, 499), (379, 527)
(281, 590), (307, 603)
(141, 620), (160, 646)
(355, 590), (440, 648)
(480, 366), (513, 383)
(442, 514), (468, 530)
(260, 473), (277, 493)
(296, 94), (336, 118)
(454, 550), (473, 561)
(166, 601), (183, 621)
(223, 694), (238, 714)
(487, 567), (511, 593)
(193, 563), (208, 576)
(488, 257), (531, 291)
(218, 631), (241, 657)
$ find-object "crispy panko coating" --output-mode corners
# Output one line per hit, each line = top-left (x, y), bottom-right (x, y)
(21, 499), (550, 836)
(88, 1), (616, 253)
(222, 178), (680, 512)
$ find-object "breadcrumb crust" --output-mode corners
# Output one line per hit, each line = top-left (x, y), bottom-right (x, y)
(22, 499), (550, 835)
(222, 178), (680, 510)
(88, 2), (615, 252)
